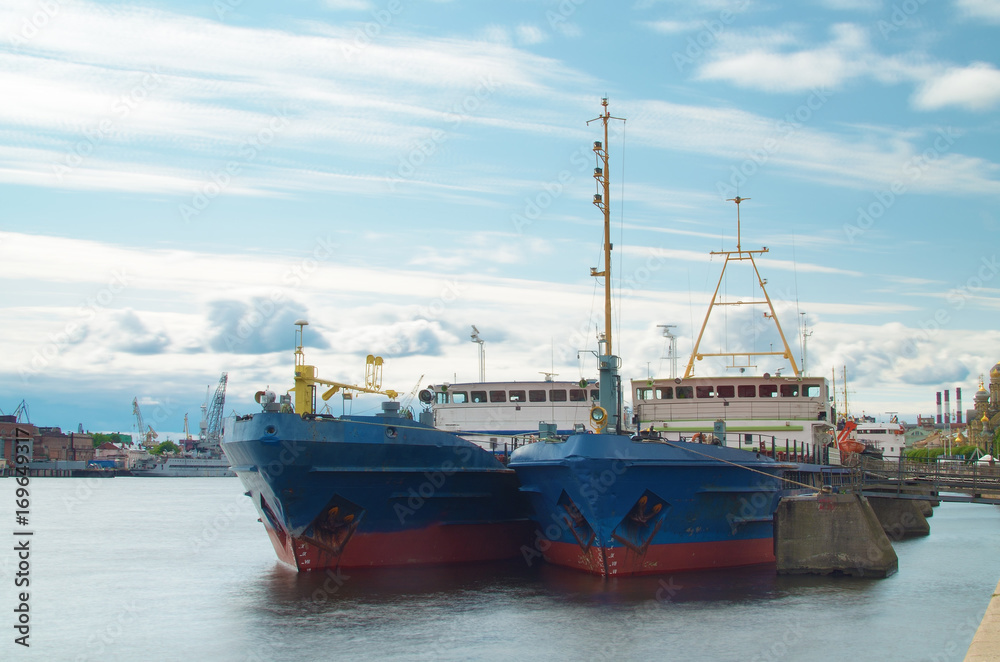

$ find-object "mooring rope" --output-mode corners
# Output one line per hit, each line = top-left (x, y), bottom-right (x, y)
(660, 440), (824, 493)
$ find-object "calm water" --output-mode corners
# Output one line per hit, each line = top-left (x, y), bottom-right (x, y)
(2, 477), (998, 661)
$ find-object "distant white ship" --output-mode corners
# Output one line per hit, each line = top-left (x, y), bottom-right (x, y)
(842, 415), (906, 460)
(129, 456), (234, 477)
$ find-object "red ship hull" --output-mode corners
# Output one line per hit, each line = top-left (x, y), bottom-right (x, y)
(542, 537), (775, 577)
(263, 520), (536, 571)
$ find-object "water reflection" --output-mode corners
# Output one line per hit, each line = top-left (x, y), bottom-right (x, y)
(250, 556), (889, 614)
(225, 504), (1000, 662)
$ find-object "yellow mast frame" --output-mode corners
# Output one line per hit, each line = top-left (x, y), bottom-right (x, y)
(683, 197), (801, 379)
(292, 321), (398, 415)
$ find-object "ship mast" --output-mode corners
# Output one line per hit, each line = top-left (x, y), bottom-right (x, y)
(587, 98), (625, 433)
(683, 197), (801, 379)
(587, 97), (622, 355)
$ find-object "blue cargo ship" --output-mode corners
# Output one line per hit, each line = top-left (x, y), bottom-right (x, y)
(509, 432), (786, 576)
(508, 99), (790, 577)
(221, 321), (533, 571)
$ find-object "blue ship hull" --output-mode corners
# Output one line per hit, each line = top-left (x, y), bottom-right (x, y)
(222, 411), (534, 571)
(508, 434), (787, 577)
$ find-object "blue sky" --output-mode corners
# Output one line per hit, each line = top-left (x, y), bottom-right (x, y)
(2, 0), (999, 438)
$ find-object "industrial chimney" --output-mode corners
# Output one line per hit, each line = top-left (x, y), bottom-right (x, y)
(956, 387), (963, 425)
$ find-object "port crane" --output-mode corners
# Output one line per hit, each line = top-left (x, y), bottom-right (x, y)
(199, 373), (228, 453)
(131, 398), (158, 449)
(0, 400), (31, 423)
(400, 374), (426, 415)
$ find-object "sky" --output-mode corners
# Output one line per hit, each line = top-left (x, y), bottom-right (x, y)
(1, 0), (999, 439)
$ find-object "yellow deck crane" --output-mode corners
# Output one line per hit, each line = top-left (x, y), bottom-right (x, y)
(290, 320), (399, 415)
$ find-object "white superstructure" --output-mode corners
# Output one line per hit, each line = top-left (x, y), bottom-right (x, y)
(425, 379), (600, 450)
(632, 374), (835, 453)
(849, 416), (907, 460)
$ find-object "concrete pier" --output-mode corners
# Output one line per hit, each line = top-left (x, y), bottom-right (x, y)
(867, 496), (930, 538)
(866, 481), (936, 516)
(965, 579), (1000, 661)
(774, 493), (898, 577)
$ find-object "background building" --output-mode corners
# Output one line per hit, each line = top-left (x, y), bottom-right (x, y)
(35, 427), (94, 463)
(0, 416), (38, 470)
(967, 362), (1000, 452)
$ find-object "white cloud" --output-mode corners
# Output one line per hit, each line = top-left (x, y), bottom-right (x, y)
(818, 0), (882, 10)
(480, 24), (511, 44)
(0, 0), (594, 196)
(912, 62), (1000, 111)
(627, 98), (1000, 196)
(955, 0), (1000, 22)
(696, 23), (872, 92)
(516, 24), (548, 45)
(633, 0), (744, 9)
(813, 322), (998, 393)
(644, 20), (703, 34)
(690, 22), (958, 103)
(323, 0), (374, 9)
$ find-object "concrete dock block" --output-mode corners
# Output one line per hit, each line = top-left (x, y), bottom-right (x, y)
(775, 493), (898, 578)
(867, 496), (931, 538)
(866, 482), (935, 516)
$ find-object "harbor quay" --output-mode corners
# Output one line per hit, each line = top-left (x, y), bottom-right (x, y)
(965, 579), (1000, 661)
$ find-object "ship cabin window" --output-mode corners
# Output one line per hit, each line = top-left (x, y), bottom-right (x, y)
(451, 391), (468, 404)
(737, 385), (756, 398)
(759, 384), (778, 398)
(696, 386), (714, 398)
(509, 390), (526, 402)
(471, 390), (487, 403)
(569, 389), (587, 402)
(637, 387), (654, 401)
(803, 384), (821, 398)
(435, 392), (450, 404)
(549, 389), (567, 402)
(590, 389), (600, 401)
(656, 387), (673, 400)
(717, 385), (735, 398)
(780, 384), (799, 397)
(489, 390), (506, 403)
(676, 386), (693, 399)
(528, 390), (546, 402)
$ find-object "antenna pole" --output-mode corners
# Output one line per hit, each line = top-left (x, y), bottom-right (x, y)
(588, 97), (624, 356)
(470, 326), (485, 382)
(657, 324), (678, 379)
(729, 195), (748, 252)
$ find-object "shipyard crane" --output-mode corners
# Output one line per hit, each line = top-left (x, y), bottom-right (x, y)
(181, 413), (195, 451)
(0, 400), (31, 423)
(400, 374), (426, 413)
(199, 373), (228, 453)
(131, 398), (158, 449)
